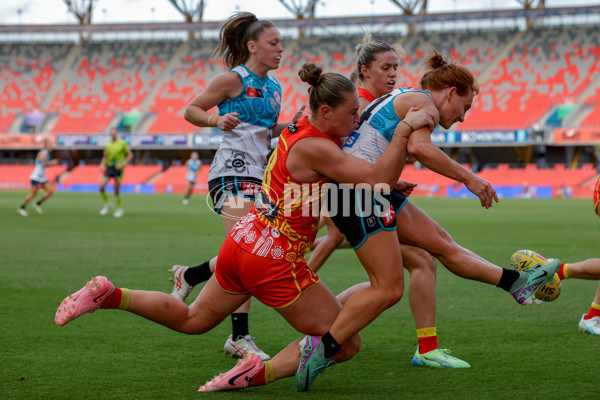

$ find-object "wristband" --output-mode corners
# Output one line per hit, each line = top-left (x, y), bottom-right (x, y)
(208, 114), (218, 127)
(400, 119), (414, 131)
(393, 119), (412, 139)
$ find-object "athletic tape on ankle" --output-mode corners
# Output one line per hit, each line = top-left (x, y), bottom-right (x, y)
(264, 360), (275, 384)
(416, 327), (437, 338)
(119, 288), (131, 310)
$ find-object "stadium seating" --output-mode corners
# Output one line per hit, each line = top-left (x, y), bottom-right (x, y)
(59, 164), (103, 185)
(458, 25), (600, 130)
(0, 164), (67, 189)
(48, 41), (180, 134)
(580, 87), (600, 128)
(146, 39), (222, 134)
(476, 163), (597, 186)
(152, 164), (210, 193)
(60, 164), (162, 186)
(119, 165), (162, 185)
(2, 25), (599, 134)
(0, 42), (71, 132)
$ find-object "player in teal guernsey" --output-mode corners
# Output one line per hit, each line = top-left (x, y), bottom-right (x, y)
(310, 35), (473, 368)
(330, 50), (560, 326)
(207, 63), (282, 187)
(99, 127), (133, 218)
(182, 151), (201, 205)
(167, 12), (302, 361)
(18, 138), (58, 216)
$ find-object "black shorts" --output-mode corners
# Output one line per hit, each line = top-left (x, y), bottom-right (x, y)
(208, 176), (262, 214)
(329, 185), (407, 249)
(104, 166), (123, 182)
(30, 180), (47, 188)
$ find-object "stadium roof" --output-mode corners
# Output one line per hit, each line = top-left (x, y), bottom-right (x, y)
(0, 5), (598, 36)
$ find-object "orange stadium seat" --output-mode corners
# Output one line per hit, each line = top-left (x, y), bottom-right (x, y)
(153, 164), (210, 194)
(0, 164), (67, 189)
(477, 164), (596, 187)
(49, 41), (180, 134)
(119, 165), (162, 185)
(580, 87), (600, 128)
(0, 42), (71, 133)
(1, 26), (598, 135)
(61, 164), (162, 185)
(60, 164), (103, 185)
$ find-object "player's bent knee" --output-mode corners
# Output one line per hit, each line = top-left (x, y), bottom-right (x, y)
(377, 284), (404, 308)
(424, 254), (437, 273)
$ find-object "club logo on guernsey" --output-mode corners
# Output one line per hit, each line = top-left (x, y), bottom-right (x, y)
(225, 152), (247, 173)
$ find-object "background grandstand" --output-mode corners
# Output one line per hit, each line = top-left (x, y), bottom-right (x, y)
(1, 0), (599, 198)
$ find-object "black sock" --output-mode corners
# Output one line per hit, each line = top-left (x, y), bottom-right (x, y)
(183, 261), (213, 286)
(321, 331), (341, 359)
(36, 200), (42, 206)
(20, 204), (25, 209)
(231, 313), (249, 340)
(497, 268), (521, 292)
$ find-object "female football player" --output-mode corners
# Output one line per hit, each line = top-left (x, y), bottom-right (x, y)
(18, 138), (58, 216)
(55, 62), (435, 392)
(182, 151), (201, 205)
(169, 12), (297, 360)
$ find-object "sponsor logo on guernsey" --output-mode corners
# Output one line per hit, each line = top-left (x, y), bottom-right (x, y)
(381, 207), (396, 226)
(341, 131), (359, 149)
(288, 122), (298, 133)
(246, 87), (264, 98)
(241, 182), (261, 195)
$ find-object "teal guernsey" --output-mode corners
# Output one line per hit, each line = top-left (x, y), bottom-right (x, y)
(30, 149), (50, 183)
(208, 64), (282, 182)
(341, 87), (433, 164)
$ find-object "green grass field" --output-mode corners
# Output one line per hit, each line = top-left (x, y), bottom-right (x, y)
(2, 191), (600, 399)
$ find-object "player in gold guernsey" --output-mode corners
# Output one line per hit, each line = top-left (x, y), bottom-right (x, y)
(99, 127), (133, 218)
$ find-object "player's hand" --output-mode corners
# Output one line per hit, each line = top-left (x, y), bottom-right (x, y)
(403, 107), (436, 134)
(216, 112), (241, 131)
(395, 180), (417, 197)
(465, 175), (498, 209)
(292, 105), (306, 123)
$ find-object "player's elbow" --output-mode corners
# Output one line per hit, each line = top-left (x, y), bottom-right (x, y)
(406, 141), (425, 160)
(183, 107), (192, 123)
